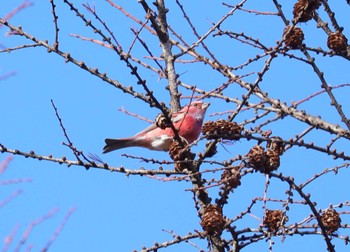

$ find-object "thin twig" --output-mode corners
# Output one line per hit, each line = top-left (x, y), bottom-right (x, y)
(49, 0), (59, 50)
(41, 207), (76, 251)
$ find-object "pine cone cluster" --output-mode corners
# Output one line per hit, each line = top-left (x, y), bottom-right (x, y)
(202, 120), (243, 140)
(327, 31), (348, 54)
(247, 143), (282, 173)
(155, 113), (172, 129)
(169, 140), (195, 171)
(293, 0), (321, 22)
(221, 166), (241, 192)
(247, 145), (267, 170)
(200, 204), (226, 235)
(321, 208), (342, 233)
(283, 26), (304, 49)
(263, 209), (287, 232)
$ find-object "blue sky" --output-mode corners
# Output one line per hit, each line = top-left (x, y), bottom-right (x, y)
(1, 1), (350, 251)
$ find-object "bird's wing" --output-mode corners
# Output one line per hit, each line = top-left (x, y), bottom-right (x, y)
(170, 111), (185, 123)
(134, 123), (158, 136)
(134, 111), (186, 137)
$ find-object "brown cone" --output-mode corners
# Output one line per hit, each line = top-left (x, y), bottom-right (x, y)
(284, 26), (304, 49)
(293, 0), (321, 22)
(263, 209), (287, 232)
(202, 120), (243, 140)
(200, 204), (226, 235)
(327, 31), (348, 54)
(247, 145), (267, 170)
(169, 140), (195, 171)
(321, 208), (341, 233)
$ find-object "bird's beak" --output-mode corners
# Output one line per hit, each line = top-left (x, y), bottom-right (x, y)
(202, 102), (210, 111)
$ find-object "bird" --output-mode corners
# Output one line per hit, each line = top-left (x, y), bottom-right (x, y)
(103, 101), (210, 153)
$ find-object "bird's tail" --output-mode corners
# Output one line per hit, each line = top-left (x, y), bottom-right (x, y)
(103, 138), (137, 153)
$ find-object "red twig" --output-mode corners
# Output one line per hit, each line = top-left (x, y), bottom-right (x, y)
(130, 28), (165, 74)
(2, 224), (20, 252)
(127, 16), (150, 56)
(118, 107), (153, 123)
(14, 208), (59, 252)
(292, 83), (350, 107)
(237, 7), (279, 16)
(0, 72), (16, 81)
(0, 189), (22, 208)
(0, 156), (13, 175)
(0, 0), (33, 29)
(70, 34), (111, 48)
(106, 0), (156, 35)
(0, 178), (32, 185)
(41, 207), (76, 252)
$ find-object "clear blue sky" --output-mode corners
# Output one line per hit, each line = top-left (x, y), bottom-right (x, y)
(1, 1), (349, 251)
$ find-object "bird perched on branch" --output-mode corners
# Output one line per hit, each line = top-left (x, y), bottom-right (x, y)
(103, 101), (210, 153)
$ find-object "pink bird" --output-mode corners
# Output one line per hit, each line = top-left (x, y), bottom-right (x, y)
(103, 101), (210, 153)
